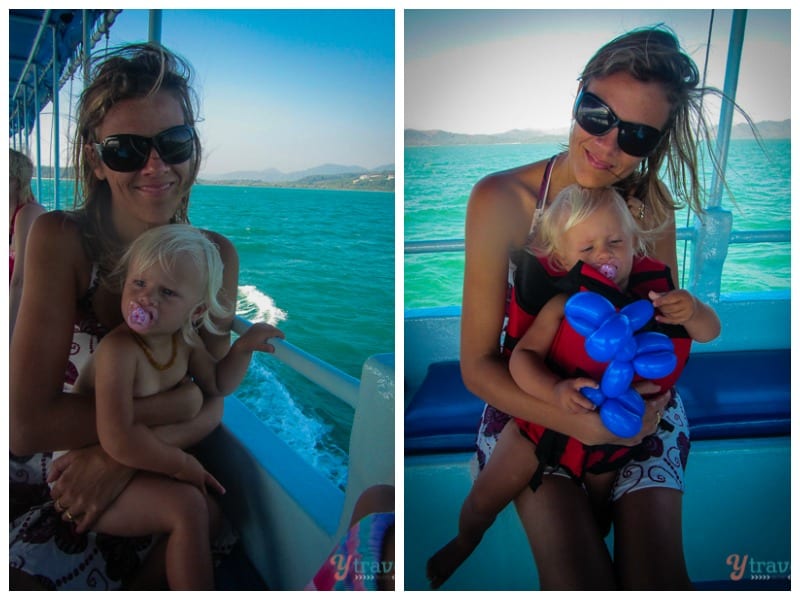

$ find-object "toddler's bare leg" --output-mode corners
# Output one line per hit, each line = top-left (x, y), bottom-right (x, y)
(427, 421), (539, 588)
(93, 473), (214, 590)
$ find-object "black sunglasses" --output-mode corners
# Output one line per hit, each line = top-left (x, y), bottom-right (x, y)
(574, 88), (664, 157)
(93, 125), (195, 172)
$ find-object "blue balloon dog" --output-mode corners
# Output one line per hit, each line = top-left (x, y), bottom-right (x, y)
(564, 291), (678, 438)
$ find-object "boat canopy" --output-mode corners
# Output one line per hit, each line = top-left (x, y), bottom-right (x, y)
(9, 9), (118, 139)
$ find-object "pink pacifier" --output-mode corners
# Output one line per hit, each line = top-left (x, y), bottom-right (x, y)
(127, 301), (156, 333)
(598, 263), (618, 280)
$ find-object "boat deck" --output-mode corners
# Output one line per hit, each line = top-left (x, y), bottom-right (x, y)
(404, 303), (791, 590)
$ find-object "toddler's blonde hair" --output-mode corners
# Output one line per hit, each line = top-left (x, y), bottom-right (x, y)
(116, 224), (230, 345)
(530, 184), (650, 271)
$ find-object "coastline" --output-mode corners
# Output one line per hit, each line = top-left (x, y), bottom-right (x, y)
(197, 174), (394, 193)
(33, 174), (395, 194)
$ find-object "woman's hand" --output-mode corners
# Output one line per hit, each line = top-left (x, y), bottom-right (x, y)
(571, 382), (670, 447)
(571, 409), (619, 446)
(622, 381), (672, 444)
(48, 445), (135, 533)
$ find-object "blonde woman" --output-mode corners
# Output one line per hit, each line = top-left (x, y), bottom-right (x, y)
(9, 148), (45, 332)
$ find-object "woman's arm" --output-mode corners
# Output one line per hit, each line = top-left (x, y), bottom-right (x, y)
(10, 213), (100, 455)
(460, 176), (614, 446)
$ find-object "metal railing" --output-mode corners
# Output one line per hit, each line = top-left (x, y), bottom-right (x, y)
(232, 315), (361, 410)
(404, 227), (790, 256)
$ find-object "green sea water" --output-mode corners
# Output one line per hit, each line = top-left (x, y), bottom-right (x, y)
(404, 138), (790, 309)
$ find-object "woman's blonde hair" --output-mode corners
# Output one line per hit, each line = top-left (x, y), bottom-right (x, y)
(10, 149), (34, 204)
(531, 184), (650, 271)
(71, 43), (202, 281)
(116, 225), (229, 346)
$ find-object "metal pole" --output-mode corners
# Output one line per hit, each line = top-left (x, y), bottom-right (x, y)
(52, 25), (60, 210)
(11, 10), (52, 105)
(16, 100), (24, 153)
(708, 9), (747, 208)
(690, 9), (747, 302)
(149, 10), (162, 44)
(33, 65), (43, 202)
(21, 90), (28, 148)
(82, 9), (90, 89)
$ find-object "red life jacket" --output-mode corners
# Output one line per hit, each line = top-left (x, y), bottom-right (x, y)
(504, 252), (692, 487)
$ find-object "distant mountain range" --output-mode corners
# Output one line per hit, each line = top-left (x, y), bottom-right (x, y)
(199, 162), (395, 191)
(405, 119), (790, 147)
(201, 162), (395, 185)
(405, 128), (568, 147)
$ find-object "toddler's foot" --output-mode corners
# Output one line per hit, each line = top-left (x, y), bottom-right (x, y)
(426, 536), (477, 590)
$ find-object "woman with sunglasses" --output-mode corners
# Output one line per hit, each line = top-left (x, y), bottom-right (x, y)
(460, 26), (728, 589)
(9, 43), (274, 590)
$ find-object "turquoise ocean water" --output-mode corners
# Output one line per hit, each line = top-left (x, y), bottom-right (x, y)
(405, 138), (791, 309)
(36, 182), (394, 490)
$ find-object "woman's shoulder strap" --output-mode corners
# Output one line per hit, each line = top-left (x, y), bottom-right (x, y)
(528, 154), (560, 237)
(537, 154), (559, 206)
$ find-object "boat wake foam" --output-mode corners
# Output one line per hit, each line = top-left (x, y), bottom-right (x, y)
(237, 285), (288, 325)
(234, 284), (348, 490)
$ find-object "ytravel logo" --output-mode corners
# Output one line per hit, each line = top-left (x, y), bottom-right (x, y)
(330, 553), (395, 587)
(727, 554), (791, 582)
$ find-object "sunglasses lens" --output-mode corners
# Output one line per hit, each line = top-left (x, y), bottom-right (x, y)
(617, 124), (662, 158)
(575, 93), (615, 136)
(154, 126), (195, 164)
(97, 126), (194, 172)
(575, 91), (662, 157)
(100, 136), (149, 172)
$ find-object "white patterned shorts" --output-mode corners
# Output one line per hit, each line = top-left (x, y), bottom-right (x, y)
(473, 390), (691, 502)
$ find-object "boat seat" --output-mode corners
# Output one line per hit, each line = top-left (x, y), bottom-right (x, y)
(404, 348), (790, 454)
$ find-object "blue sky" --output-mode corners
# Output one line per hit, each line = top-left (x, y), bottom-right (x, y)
(10, 8), (793, 173)
(62, 9), (396, 176)
(405, 9), (791, 135)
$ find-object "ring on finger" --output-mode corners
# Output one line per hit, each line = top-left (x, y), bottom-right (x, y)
(64, 510), (75, 522)
(655, 410), (662, 427)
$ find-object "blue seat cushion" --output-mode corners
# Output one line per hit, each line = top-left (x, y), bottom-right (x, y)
(405, 361), (486, 453)
(405, 349), (790, 454)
